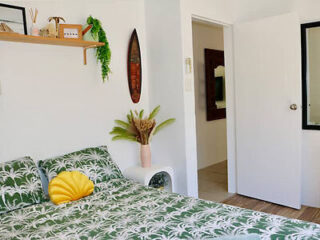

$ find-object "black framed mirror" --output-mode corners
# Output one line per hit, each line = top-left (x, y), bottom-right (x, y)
(302, 21), (320, 130)
(204, 48), (226, 121)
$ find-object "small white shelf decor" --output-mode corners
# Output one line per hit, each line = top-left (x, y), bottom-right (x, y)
(123, 165), (174, 193)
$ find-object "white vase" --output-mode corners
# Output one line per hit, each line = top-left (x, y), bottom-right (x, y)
(140, 144), (151, 168)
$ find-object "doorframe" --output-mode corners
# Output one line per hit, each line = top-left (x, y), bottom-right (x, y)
(190, 14), (237, 194)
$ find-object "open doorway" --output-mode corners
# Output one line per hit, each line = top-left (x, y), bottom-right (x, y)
(192, 20), (233, 202)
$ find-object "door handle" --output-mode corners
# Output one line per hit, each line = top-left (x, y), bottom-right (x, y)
(290, 104), (297, 110)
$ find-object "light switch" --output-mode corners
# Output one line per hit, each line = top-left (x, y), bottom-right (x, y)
(185, 57), (192, 74)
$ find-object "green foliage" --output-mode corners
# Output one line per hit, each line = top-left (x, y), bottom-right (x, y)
(127, 114), (132, 123)
(153, 118), (176, 135)
(139, 110), (144, 119)
(110, 126), (137, 142)
(109, 127), (128, 135)
(87, 16), (111, 82)
(114, 120), (129, 128)
(112, 135), (137, 142)
(110, 105), (175, 144)
(148, 105), (160, 120)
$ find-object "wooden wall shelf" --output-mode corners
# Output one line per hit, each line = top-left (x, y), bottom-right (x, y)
(0, 32), (105, 65)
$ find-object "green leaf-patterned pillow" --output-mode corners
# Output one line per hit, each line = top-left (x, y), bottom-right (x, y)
(0, 157), (46, 215)
(38, 146), (123, 192)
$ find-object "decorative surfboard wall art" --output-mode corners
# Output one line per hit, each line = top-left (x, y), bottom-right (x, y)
(127, 29), (142, 103)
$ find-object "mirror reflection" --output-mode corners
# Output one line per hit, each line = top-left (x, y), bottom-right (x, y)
(307, 27), (320, 125)
(214, 65), (226, 109)
(204, 48), (225, 121)
(301, 21), (320, 129)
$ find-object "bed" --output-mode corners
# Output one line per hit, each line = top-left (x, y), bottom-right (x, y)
(1, 178), (320, 239)
(1, 147), (320, 239)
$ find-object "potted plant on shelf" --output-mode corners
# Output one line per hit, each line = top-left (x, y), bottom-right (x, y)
(83, 16), (111, 82)
(110, 106), (175, 168)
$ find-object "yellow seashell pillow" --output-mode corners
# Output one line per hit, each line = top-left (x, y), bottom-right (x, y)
(48, 171), (94, 205)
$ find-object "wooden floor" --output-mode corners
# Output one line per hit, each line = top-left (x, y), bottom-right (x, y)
(223, 194), (320, 224)
(198, 161), (320, 224)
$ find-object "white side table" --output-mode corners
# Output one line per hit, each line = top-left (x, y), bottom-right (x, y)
(123, 165), (174, 193)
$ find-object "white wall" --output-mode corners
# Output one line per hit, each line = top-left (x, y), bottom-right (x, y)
(0, 0), (150, 172)
(145, 0), (188, 195)
(232, 0), (296, 22)
(302, 131), (320, 207)
(192, 22), (227, 170)
(296, 0), (320, 208)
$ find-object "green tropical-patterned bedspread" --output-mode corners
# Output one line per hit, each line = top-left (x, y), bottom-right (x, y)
(0, 178), (320, 240)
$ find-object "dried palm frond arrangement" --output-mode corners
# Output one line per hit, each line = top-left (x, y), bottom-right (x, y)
(110, 106), (175, 145)
(29, 8), (38, 25)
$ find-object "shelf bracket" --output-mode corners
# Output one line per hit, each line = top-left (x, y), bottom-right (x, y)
(83, 47), (87, 65)
(83, 45), (99, 65)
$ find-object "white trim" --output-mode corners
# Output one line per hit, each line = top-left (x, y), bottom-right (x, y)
(190, 15), (237, 194)
(224, 25), (237, 193)
(192, 14), (231, 27)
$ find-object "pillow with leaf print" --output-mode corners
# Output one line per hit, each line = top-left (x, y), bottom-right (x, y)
(0, 157), (47, 215)
(38, 146), (123, 192)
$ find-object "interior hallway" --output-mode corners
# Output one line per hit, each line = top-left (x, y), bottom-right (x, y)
(198, 160), (234, 202)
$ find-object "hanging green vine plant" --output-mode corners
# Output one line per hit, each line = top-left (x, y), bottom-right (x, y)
(87, 16), (111, 82)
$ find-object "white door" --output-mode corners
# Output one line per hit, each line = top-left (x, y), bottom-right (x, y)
(234, 13), (302, 209)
